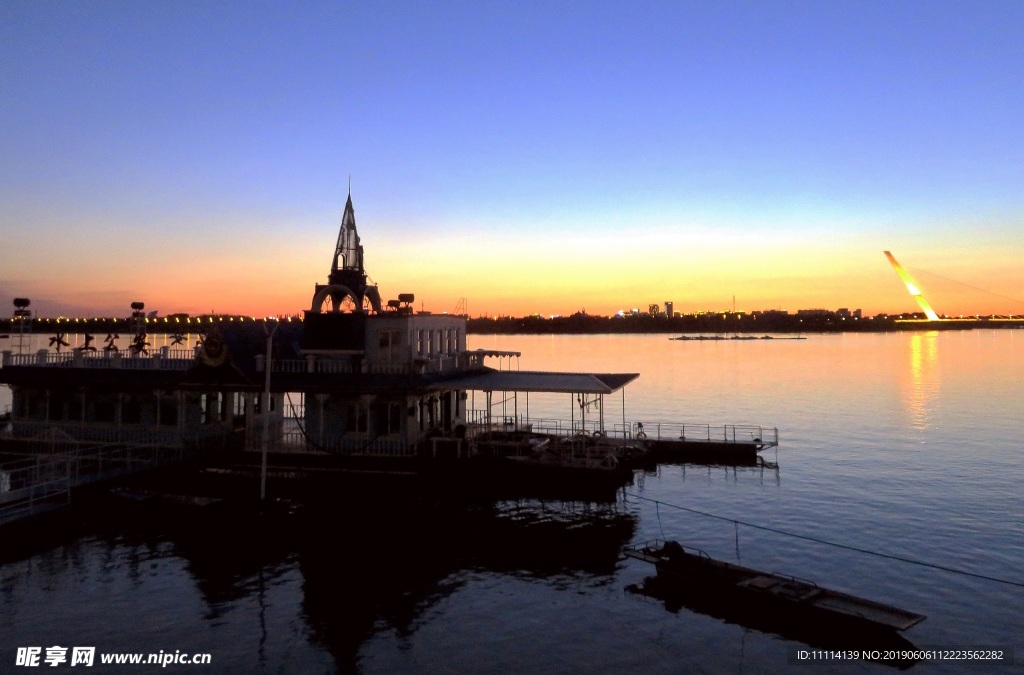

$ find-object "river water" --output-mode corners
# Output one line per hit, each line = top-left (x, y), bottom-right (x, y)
(1, 330), (1022, 673)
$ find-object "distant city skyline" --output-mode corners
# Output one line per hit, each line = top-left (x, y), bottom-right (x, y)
(0, 295), (1018, 324)
(3, 2), (1023, 319)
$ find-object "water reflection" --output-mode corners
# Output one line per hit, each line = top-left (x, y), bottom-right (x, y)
(0, 492), (636, 673)
(905, 332), (940, 431)
(637, 458), (781, 487)
(297, 496), (636, 669)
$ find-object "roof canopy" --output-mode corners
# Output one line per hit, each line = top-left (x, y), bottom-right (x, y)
(433, 369), (638, 395)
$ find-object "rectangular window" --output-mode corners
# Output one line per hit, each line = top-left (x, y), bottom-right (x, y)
(122, 394), (142, 424)
(95, 397), (115, 423)
(378, 329), (402, 362)
(346, 401), (368, 433)
(389, 402), (403, 434)
(375, 400), (404, 435)
(159, 396), (178, 426)
(48, 391), (72, 421)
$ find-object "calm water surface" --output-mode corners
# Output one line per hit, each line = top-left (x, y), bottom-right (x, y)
(1, 330), (1022, 673)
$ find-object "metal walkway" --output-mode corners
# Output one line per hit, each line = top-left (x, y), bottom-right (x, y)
(0, 434), (221, 528)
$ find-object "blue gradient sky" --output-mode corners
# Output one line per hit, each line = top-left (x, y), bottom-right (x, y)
(2, 1), (1023, 318)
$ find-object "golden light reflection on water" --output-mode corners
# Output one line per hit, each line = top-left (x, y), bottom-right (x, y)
(906, 331), (940, 431)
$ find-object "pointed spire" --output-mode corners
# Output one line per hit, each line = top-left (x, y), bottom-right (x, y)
(331, 192), (363, 275)
(311, 188), (383, 315)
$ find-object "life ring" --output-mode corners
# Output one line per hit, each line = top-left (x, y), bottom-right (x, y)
(636, 430), (646, 440)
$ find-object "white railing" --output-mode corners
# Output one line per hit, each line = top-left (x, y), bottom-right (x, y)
(1, 351), (193, 370)
(247, 430), (413, 457)
(8, 420), (230, 447)
(463, 410), (778, 446)
(3, 349), (468, 375)
(422, 356), (459, 373)
(0, 471), (71, 526)
(273, 359), (311, 373)
(629, 421), (777, 445)
(268, 356), (463, 376)
(0, 435), (216, 526)
(320, 437), (412, 456)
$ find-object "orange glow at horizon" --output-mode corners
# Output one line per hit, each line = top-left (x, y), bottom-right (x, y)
(6, 216), (1024, 320)
(12, 250), (1024, 320)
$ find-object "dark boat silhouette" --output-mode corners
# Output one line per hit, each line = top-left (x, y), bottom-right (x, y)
(625, 540), (924, 639)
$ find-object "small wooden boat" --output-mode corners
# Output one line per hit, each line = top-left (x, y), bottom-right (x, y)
(624, 539), (925, 633)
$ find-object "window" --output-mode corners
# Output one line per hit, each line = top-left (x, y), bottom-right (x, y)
(159, 396), (178, 426)
(95, 397), (115, 423)
(122, 394), (142, 425)
(47, 391), (72, 421)
(200, 392), (222, 425)
(374, 401), (403, 435)
(346, 401), (368, 433)
(378, 329), (402, 362)
(389, 402), (403, 434)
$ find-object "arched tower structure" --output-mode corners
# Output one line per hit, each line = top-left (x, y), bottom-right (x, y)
(308, 193), (383, 315)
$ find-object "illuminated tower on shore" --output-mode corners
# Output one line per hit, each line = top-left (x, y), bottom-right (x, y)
(308, 191), (383, 314)
(884, 251), (941, 321)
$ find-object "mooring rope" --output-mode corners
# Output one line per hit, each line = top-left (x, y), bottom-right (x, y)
(624, 491), (1024, 589)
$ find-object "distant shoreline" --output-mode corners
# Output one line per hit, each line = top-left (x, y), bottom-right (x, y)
(1, 314), (1021, 337)
(465, 315), (1024, 335)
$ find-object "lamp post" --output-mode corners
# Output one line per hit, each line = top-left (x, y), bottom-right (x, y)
(260, 318), (281, 501)
(13, 298), (31, 354)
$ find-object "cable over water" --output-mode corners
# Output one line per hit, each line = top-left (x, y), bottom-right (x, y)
(623, 491), (1024, 589)
(907, 265), (1024, 308)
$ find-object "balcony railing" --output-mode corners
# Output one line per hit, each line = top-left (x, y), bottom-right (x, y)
(1, 349), (195, 370)
(5, 420), (230, 447)
(464, 410), (778, 447)
(245, 428), (414, 457)
(265, 354), (462, 376)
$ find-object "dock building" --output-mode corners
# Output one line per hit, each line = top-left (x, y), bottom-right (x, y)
(0, 194), (776, 519)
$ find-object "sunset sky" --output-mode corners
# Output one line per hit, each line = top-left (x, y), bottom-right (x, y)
(2, 1), (1023, 319)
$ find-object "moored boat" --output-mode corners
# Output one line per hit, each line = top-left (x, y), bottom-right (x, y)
(624, 539), (925, 633)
